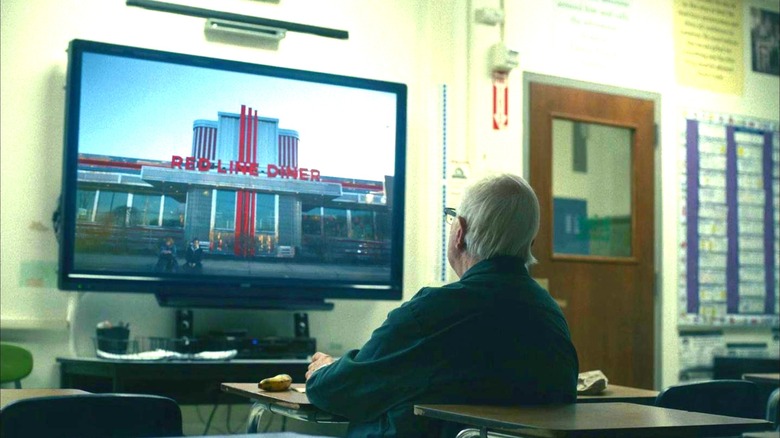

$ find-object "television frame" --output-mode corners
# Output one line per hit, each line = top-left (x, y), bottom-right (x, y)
(58, 39), (407, 310)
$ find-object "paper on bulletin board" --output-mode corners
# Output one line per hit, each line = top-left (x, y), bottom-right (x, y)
(673, 0), (744, 94)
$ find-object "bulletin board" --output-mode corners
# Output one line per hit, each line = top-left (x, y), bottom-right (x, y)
(678, 110), (779, 327)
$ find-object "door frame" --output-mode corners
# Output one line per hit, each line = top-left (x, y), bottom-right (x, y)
(522, 72), (663, 389)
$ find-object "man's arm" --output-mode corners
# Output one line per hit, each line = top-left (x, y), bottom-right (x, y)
(304, 303), (430, 422)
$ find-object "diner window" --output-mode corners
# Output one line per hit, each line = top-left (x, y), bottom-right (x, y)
(162, 196), (185, 228)
(323, 208), (348, 238)
(214, 190), (236, 230)
(76, 189), (96, 222)
(374, 211), (390, 241)
(130, 194), (162, 226)
(302, 205), (322, 236)
(256, 193), (276, 233)
(350, 210), (374, 240)
(95, 191), (128, 225)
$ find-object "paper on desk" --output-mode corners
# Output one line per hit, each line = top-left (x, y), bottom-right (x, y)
(577, 370), (608, 395)
(292, 386), (306, 393)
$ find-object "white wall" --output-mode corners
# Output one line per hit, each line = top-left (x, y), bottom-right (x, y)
(1, 0), (778, 429)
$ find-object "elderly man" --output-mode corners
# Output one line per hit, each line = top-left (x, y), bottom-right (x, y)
(305, 174), (579, 438)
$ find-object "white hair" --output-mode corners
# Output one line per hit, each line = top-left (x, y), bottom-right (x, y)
(457, 174), (540, 266)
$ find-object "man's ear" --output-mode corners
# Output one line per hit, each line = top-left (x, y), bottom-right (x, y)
(456, 216), (467, 249)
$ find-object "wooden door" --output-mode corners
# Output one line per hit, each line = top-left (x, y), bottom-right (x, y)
(529, 82), (655, 389)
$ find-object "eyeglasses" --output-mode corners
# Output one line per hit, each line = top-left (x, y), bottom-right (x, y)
(443, 207), (457, 225)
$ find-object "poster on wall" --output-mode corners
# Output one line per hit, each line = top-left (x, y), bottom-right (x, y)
(750, 7), (780, 76)
(678, 111), (779, 327)
(673, 0), (744, 94)
(551, 0), (641, 73)
(678, 330), (725, 381)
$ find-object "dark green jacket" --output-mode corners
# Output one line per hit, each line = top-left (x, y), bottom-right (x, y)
(306, 256), (579, 437)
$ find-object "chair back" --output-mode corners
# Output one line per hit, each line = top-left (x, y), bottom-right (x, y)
(0, 343), (33, 388)
(767, 387), (779, 429)
(0, 393), (183, 437)
(655, 379), (763, 419)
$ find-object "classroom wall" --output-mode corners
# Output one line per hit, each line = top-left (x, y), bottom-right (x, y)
(1, 0), (778, 431)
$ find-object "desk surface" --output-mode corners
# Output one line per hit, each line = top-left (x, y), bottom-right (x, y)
(742, 432), (780, 438)
(742, 373), (780, 385)
(221, 382), (346, 423)
(414, 402), (772, 438)
(222, 382), (658, 408)
(577, 384), (658, 404)
(221, 382), (660, 427)
(57, 357), (309, 365)
(221, 382), (312, 409)
(0, 389), (88, 410)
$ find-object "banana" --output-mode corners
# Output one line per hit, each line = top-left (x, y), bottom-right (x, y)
(258, 373), (293, 391)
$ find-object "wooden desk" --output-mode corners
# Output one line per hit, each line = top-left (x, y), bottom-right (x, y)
(577, 384), (658, 405)
(714, 353), (780, 380)
(57, 357), (308, 405)
(221, 382), (346, 423)
(742, 373), (780, 385)
(0, 389), (88, 410)
(414, 402), (772, 437)
(742, 432), (780, 438)
(220, 381), (658, 426)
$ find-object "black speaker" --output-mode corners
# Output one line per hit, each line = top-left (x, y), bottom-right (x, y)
(294, 313), (309, 338)
(176, 309), (194, 338)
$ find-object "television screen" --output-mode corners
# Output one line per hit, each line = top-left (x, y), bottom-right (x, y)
(58, 39), (406, 309)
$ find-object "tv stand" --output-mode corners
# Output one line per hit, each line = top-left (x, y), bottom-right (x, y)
(155, 293), (334, 310)
(57, 356), (308, 405)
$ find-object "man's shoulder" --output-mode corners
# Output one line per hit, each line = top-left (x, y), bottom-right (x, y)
(409, 280), (470, 302)
(400, 282), (487, 319)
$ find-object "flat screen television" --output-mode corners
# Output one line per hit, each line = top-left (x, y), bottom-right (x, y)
(58, 39), (407, 310)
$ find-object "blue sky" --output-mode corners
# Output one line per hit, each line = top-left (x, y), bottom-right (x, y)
(78, 52), (399, 181)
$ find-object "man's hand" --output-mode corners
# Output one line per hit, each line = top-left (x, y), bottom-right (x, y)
(306, 351), (334, 380)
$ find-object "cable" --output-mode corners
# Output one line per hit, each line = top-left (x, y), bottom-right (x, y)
(195, 404), (207, 424)
(203, 404), (219, 435)
(441, 84), (449, 283)
(225, 403), (234, 434)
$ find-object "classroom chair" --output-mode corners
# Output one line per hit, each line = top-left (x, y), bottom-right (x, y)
(654, 379), (763, 419)
(0, 342), (33, 388)
(767, 387), (779, 429)
(0, 393), (184, 437)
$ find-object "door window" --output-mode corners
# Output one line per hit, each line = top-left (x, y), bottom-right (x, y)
(552, 119), (633, 258)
